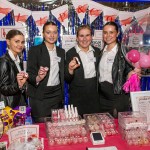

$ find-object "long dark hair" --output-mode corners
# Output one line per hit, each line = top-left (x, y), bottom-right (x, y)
(102, 21), (119, 49)
(6, 29), (24, 40)
(42, 21), (58, 42)
(103, 21), (119, 33)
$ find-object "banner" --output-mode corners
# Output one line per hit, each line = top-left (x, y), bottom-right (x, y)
(0, 0), (31, 23)
(0, 0), (149, 43)
(0, 25), (27, 57)
(134, 7), (150, 20)
(103, 6), (119, 23)
(72, 0), (89, 23)
(88, 1), (103, 24)
(134, 8), (150, 32)
(32, 11), (49, 34)
(0, 25), (27, 41)
(13, 6), (31, 24)
(119, 11), (133, 31)
(0, 0), (12, 20)
(51, 5), (68, 30)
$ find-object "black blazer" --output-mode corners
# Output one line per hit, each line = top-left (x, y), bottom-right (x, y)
(27, 42), (65, 100)
(0, 52), (25, 108)
(65, 46), (100, 90)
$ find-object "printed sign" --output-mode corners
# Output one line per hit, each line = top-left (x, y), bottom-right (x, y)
(8, 125), (39, 144)
(130, 91), (150, 129)
(62, 35), (76, 52)
(128, 33), (143, 47)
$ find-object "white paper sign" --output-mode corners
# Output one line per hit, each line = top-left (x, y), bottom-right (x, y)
(62, 35), (76, 52)
(8, 125), (39, 144)
(94, 30), (102, 38)
(128, 33), (143, 47)
(87, 146), (118, 150)
(0, 101), (5, 109)
(91, 38), (103, 49)
(130, 91), (150, 125)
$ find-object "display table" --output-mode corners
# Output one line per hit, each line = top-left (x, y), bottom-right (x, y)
(0, 120), (150, 150)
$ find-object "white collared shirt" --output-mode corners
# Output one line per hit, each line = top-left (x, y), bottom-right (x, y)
(76, 45), (96, 79)
(47, 46), (60, 86)
(99, 44), (118, 83)
(8, 49), (21, 72)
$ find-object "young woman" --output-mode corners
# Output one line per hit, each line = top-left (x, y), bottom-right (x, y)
(65, 25), (100, 116)
(27, 21), (65, 123)
(0, 29), (28, 108)
(98, 22), (140, 118)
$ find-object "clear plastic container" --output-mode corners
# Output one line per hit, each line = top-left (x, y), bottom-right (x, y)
(118, 111), (150, 145)
(118, 111), (147, 129)
(45, 116), (89, 146)
(83, 114), (100, 132)
(84, 113), (118, 136)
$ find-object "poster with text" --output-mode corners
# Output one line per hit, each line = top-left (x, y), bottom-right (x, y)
(62, 35), (76, 52)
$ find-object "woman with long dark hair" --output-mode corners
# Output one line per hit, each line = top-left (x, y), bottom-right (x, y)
(0, 29), (28, 108)
(98, 22), (140, 118)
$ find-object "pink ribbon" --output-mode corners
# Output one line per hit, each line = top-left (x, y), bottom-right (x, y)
(123, 73), (141, 93)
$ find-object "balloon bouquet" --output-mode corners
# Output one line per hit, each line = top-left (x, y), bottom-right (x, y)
(122, 14), (150, 92)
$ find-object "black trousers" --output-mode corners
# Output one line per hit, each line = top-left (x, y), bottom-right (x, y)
(99, 81), (130, 118)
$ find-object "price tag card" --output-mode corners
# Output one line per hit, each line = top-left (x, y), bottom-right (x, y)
(130, 91), (150, 130)
(8, 125), (39, 144)
(0, 142), (7, 150)
(87, 146), (118, 150)
(19, 106), (26, 114)
(0, 101), (5, 109)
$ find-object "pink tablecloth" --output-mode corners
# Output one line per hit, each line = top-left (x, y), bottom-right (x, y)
(0, 120), (150, 150)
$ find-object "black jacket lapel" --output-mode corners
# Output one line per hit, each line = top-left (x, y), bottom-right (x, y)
(40, 43), (50, 69)
(6, 52), (19, 73)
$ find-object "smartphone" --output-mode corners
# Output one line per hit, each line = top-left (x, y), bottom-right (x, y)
(90, 132), (105, 145)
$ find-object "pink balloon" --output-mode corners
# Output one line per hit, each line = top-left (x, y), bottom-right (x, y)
(139, 55), (150, 68)
(140, 52), (146, 58)
(127, 49), (140, 63)
(125, 53), (131, 62)
(132, 61), (141, 69)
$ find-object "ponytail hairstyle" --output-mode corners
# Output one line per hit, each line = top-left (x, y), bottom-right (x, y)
(102, 21), (119, 49)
